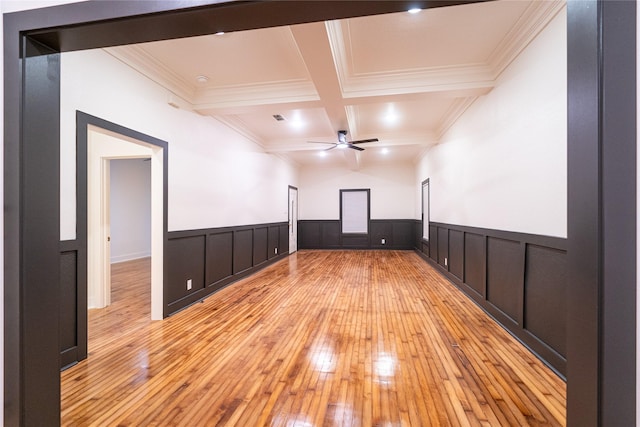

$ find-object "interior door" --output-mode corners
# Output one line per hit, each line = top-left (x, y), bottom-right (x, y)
(102, 158), (112, 307)
(288, 186), (298, 253)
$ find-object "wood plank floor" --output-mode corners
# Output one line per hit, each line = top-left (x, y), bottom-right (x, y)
(61, 250), (566, 426)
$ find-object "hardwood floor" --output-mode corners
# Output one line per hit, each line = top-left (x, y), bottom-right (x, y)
(61, 251), (566, 426)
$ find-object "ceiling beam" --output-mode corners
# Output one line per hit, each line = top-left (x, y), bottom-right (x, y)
(289, 22), (348, 133)
(343, 148), (361, 171)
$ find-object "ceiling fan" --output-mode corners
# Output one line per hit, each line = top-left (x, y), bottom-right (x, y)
(308, 130), (378, 151)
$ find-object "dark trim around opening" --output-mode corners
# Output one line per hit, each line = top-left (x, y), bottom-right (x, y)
(421, 178), (430, 243)
(288, 185), (299, 253)
(340, 188), (371, 248)
(3, 0), (636, 425)
(76, 111), (169, 317)
(567, 1), (636, 426)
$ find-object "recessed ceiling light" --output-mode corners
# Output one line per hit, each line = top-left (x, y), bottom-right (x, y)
(384, 104), (399, 125)
(318, 151), (327, 158)
(381, 148), (389, 155)
(408, 8), (421, 14)
(215, 31), (225, 36)
(196, 75), (209, 84)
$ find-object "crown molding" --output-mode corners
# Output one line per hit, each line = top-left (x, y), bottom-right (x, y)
(326, 19), (495, 98)
(192, 80), (319, 109)
(105, 45), (196, 102)
(487, 0), (566, 78)
(341, 66), (495, 98)
(436, 96), (478, 140)
(212, 115), (266, 149)
(327, 1), (564, 99)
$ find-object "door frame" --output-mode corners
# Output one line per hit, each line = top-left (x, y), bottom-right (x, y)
(3, 1), (636, 425)
(79, 112), (168, 322)
(86, 125), (164, 319)
(288, 185), (298, 254)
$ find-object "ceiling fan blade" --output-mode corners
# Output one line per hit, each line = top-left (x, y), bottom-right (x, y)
(349, 145), (365, 151)
(325, 145), (337, 151)
(350, 138), (379, 145)
(307, 141), (335, 145)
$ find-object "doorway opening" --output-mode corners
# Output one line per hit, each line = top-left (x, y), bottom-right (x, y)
(62, 112), (169, 371)
(87, 126), (164, 321)
(288, 186), (298, 253)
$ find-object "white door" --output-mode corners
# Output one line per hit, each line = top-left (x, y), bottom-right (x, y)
(288, 186), (298, 253)
(101, 159), (112, 306)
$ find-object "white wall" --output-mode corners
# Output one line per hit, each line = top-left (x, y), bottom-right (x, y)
(110, 159), (151, 263)
(61, 48), (298, 239)
(416, 6), (567, 238)
(299, 162), (415, 220)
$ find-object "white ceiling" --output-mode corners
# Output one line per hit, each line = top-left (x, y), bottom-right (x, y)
(106, 0), (564, 169)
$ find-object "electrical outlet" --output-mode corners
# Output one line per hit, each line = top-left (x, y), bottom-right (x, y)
(381, 238), (386, 244)
(186, 279), (192, 290)
(444, 257), (448, 266)
(275, 247), (278, 254)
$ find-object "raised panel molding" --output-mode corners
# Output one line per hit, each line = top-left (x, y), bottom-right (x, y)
(437, 227), (449, 269)
(486, 237), (522, 323)
(167, 222), (289, 316)
(206, 232), (233, 287)
(253, 227), (269, 266)
(166, 235), (206, 305)
(415, 221), (567, 377)
(298, 219), (415, 250)
(448, 230), (464, 281)
(234, 229), (254, 273)
(463, 233), (485, 297)
(524, 244), (567, 358)
(60, 244), (82, 370)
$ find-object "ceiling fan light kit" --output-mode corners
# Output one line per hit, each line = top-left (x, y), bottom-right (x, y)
(308, 130), (379, 151)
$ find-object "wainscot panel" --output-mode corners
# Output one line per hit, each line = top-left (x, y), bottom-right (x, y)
(415, 222), (567, 378)
(437, 227), (449, 268)
(268, 226), (279, 259)
(298, 220), (416, 250)
(206, 231), (233, 288)
(371, 221), (393, 248)
(60, 239), (85, 370)
(323, 222), (341, 248)
(464, 233), (485, 297)
(166, 222), (289, 316)
(299, 221), (321, 248)
(449, 230), (464, 281)
(486, 237), (522, 324)
(234, 229), (254, 274)
(253, 227), (268, 267)
(524, 244), (567, 358)
(166, 235), (206, 305)
(279, 224), (289, 255)
(429, 225), (438, 261)
(413, 221), (422, 250)
(342, 234), (369, 248)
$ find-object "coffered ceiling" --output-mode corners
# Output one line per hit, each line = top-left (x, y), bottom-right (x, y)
(106, 0), (564, 169)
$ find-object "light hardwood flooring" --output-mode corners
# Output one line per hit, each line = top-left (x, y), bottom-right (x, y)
(61, 250), (566, 426)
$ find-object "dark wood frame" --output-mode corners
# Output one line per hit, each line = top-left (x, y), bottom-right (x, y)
(288, 185), (299, 253)
(421, 178), (430, 242)
(76, 112), (169, 315)
(340, 188), (371, 233)
(566, 2), (636, 425)
(3, 0), (636, 425)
